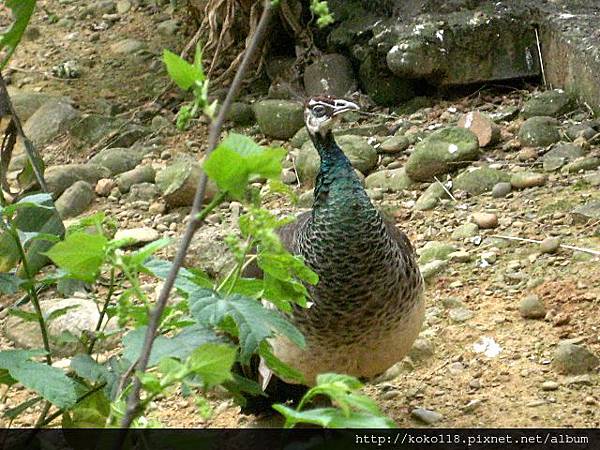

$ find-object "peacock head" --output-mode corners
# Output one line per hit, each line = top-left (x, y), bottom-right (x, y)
(304, 96), (360, 137)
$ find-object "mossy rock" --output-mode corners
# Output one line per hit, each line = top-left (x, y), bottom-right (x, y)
(405, 127), (480, 181)
(453, 167), (510, 196)
(253, 100), (304, 139)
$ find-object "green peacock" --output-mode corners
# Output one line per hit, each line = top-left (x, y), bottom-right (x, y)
(244, 96), (425, 410)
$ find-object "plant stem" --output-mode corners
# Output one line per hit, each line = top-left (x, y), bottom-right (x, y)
(217, 237), (254, 294)
(87, 267), (116, 355)
(115, 2), (276, 440)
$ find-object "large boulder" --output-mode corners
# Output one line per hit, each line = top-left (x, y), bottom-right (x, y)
(453, 167), (510, 196)
(253, 100), (304, 139)
(542, 142), (586, 171)
(522, 89), (573, 118)
(304, 54), (357, 97)
(359, 53), (415, 106)
(518, 116), (560, 147)
(405, 127), (479, 181)
(55, 180), (95, 219)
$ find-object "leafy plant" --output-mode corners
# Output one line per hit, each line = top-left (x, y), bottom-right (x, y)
(163, 44), (216, 129)
(0, 0), (37, 69)
(274, 374), (396, 428)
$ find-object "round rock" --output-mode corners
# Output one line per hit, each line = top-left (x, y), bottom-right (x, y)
(540, 237), (560, 254)
(472, 212), (498, 229)
(552, 342), (599, 374)
(519, 294), (546, 319)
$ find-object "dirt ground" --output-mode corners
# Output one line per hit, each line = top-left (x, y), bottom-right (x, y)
(1, 0), (599, 429)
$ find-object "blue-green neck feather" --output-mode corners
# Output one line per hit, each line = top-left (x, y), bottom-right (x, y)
(310, 131), (373, 213)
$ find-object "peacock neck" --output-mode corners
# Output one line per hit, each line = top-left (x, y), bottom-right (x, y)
(310, 131), (373, 213)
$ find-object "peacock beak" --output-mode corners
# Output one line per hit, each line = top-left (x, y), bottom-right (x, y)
(332, 99), (360, 116)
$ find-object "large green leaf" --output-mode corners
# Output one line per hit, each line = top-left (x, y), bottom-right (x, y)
(0, 349), (77, 409)
(70, 354), (112, 384)
(273, 405), (395, 428)
(122, 324), (222, 367)
(163, 49), (204, 91)
(186, 343), (236, 387)
(0, 0), (36, 69)
(62, 390), (110, 428)
(203, 134), (286, 200)
(188, 289), (305, 363)
(143, 258), (212, 294)
(44, 232), (107, 283)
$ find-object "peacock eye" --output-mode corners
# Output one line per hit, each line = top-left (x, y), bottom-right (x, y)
(312, 105), (326, 117)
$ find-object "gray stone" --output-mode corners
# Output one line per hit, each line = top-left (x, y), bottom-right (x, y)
(253, 100), (304, 139)
(584, 172), (600, 186)
(540, 237), (560, 254)
(379, 135), (410, 154)
(454, 167), (510, 196)
(7, 89), (63, 122)
(408, 338), (435, 363)
(419, 259), (448, 281)
(69, 114), (127, 147)
(511, 172), (547, 189)
(297, 190), (314, 208)
(565, 123), (597, 141)
(303, 54), (357, 97)
(88, 147), (147, 175)
(150, 115), (173, 132)
(451, 223), (479, 240)
(519, 294), (546, 319)
(472, 212), (498, 229)
(522, 90), (573, 118)
(128, 182), (160, 202)
(17, 100), (79, 153)
(518, 117), (560, 147)
(226, 102), (255, 126)
(572, 202), (600, 224)
(4, 297), (119, 357)
(563, 157), (600, 173)
(296, 135), (378, 185)
(110, 38), (145, 55)
(418, 241), (457, 264)
(290, 128), (310, 149)
(157, 19), (179, 36)
(88, 0), (116, 16)
(45, 164), (110, 197)
(552, 342), (599, 374)
(117, 165), (155, 193)
(55, 181), (95, 219)
(114, 227), (160, 247)
(116, 0), (131, 14)
(364, 168), (413, 192)
(156, 157), (218, 208)
(491, 182), (512, 198)
(359, 53), (415, 106)
(411, 408), (442, 425)
(542, 142), (586, 171)
(405, 127), (480, 181)
(384, 12), (539, 86)
(414, 182), (447, 211)
(449, 307), (473, 323)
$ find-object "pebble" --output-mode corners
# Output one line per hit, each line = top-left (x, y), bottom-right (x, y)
(519, 294), (546, 319)
(95, 178), (116, 196)
(411, 408), (443, 425)
(114, 227), (160, 246)
(448, 307), (473, 323)
(541, 381), (559, 391)
(472, 212), (498, 229)
(491, 182), (512, 198)
(539, 237), (560, 254)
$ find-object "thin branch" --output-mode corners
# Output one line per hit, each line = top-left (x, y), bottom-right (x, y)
(433, 176), (457, 202)
(114, 1), (276, 441)
(534, 28), (547, 88)
(87, 267), (116, 355)
(490, 234), (600, 256)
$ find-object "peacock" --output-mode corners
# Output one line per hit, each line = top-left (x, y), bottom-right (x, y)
(243, 95), (425, 411)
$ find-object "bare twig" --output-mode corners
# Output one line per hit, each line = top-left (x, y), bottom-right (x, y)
(490, 234), (600, 256)
(534, 28), (547, 88)
(433, 176), (457, 202)
(114, 0), (276, 442)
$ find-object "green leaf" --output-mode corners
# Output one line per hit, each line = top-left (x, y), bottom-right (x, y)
(122, 324), (222, 368)
(144, 258), (213, 294)
(61, 390), (110, 428)
(0, 0), (36, 68)
(0, 349), (78, 409)
(44, 232), (108, 283)
(189, 290), (305, 363)
(124, 238), (171, 268)
(7, 308), (38, 323)
(186, 343), (236, 387)
(70, 354), (111, 384)
(45, 304), (78, 323)
(0, 273), (24, 294)
(273, 404), (394, 428)
(163, 49), (204, 91)
(203, 134), (286, 200)
(258, 341), (304, 384)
